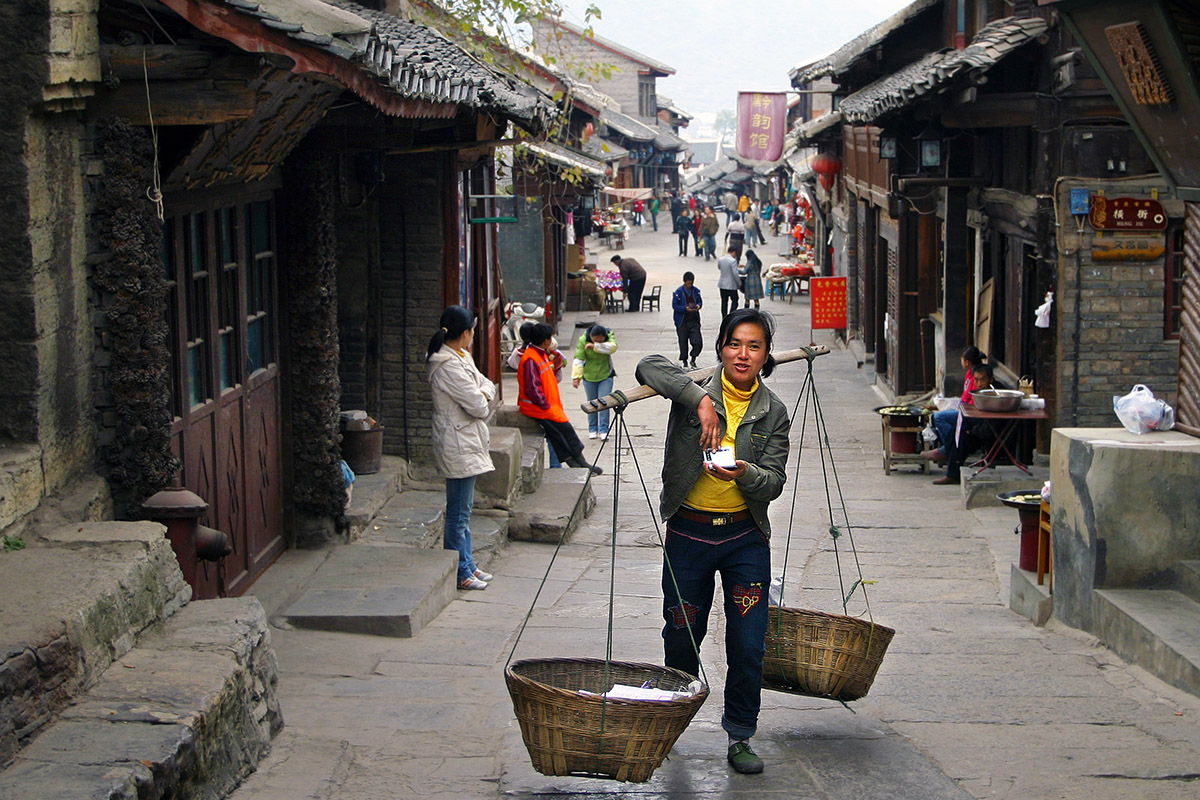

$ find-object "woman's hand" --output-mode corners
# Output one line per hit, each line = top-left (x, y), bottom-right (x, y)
(584, 342), (595, 351)
(705, 460), (748, 481)
(572, 378), (581, 389)
(697, 395), (722, 451)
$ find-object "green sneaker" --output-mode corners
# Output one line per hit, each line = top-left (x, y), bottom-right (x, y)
(727, 740), (764, 774)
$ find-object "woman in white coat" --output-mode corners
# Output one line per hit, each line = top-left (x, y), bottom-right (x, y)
(426, 306), (496, 590)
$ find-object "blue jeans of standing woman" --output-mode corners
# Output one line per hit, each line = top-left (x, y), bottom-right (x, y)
(444, 476), (479, 581)
(661, 520), (770, 741)
(583, 376), (614, 436)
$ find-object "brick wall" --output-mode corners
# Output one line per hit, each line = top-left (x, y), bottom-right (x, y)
(1054, 178), (1182, 427)
(529, 19), (642, 118)
(336, 198), (378, 412)
(377, 153), (446, 469)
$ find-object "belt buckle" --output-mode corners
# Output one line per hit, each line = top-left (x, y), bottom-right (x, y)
(711, 516), (727, 526)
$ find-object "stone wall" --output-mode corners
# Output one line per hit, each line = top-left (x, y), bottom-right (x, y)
(1053, 177), (1183, 427)
(0, 0), (98, 519)
(378, 153), (446, 471)
(1050, 428), (1200, 633)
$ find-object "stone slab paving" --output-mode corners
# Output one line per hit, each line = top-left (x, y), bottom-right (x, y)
(233, 222), (1200, 799)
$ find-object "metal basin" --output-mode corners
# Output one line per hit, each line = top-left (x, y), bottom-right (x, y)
(971, 389), (1024, 413)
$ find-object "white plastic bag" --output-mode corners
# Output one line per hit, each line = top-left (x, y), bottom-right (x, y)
(1113, 384), (1175, 434)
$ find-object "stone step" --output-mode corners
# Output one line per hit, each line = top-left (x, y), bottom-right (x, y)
(1094, 588), (1200, 698)
(471, 512), (510, 570)
(278, 546), (457, 638)
(508, 467), (597, 543)
(0, 521), (190, 767)
(0, 597), (281, 800)
(344, 455), (406, 539)
(356, 490), (445, 548)
(1178, 561), (1200, 605)
(520, 430), (547, 494)
(476, 426), (523, 509)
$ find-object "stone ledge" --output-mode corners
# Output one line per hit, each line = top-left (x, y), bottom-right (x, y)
(0, 523), (190, 766)
(0, 442), (44, 531)
(0, 598), (281, 799)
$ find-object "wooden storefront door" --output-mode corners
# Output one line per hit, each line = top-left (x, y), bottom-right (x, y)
(164, 192), (285, 599)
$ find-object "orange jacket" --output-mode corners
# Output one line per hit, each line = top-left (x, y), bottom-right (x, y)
(518, 346), (569, 423)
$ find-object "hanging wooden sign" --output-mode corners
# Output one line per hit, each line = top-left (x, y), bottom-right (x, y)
(1089, 196), (1167, 231)
(1091, 234), (1166, 261)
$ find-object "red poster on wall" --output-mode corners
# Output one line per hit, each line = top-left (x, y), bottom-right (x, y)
(810, 277), (847, 330)
(736, 92), (786, 162)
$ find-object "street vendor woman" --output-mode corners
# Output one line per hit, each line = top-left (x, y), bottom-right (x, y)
(634, 308), (790, 775)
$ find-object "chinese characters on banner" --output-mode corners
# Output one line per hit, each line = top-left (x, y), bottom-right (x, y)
(810, 277), (848, 330)
(736, 92), (786, 162)
(1087, 196), (1167, 231)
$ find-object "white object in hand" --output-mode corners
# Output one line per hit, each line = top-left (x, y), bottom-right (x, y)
(704, 446), (737, 469)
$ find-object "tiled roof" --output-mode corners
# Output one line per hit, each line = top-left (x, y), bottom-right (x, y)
(215, 0), (555, 130)
(791, 0), (939, 84)
(838, 16), (1049, 123)
(520, 141), (607, 179)
(600, 108), (659, 143)
(582, 136), (629, 162)
(786, 110), (844, 151)
(653, 126), (689, 152)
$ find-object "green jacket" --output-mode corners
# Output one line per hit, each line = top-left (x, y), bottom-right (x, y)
(634, 354), (790, 536)
(572, 331), (617, 382)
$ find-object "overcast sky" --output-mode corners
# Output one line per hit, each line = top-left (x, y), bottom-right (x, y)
(558, 0), (913, 133)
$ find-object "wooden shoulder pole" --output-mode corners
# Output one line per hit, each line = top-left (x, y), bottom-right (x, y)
(580, 345), (830, 413)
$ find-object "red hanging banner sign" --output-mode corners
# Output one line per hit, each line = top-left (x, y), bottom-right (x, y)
(736, 92), (787, 162)
(810, 276), (847, 330)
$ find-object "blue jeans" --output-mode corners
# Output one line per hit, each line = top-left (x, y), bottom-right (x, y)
(703, 233), (716, 259)
(583, 376), (614, 434)
(662, 523), (770, 741)
(444, 476), (478, 581)
(932, 408), (958, 455)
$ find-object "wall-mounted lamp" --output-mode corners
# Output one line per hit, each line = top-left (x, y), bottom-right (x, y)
(879, 136), (897, 160)
(917, 126), (943, 170)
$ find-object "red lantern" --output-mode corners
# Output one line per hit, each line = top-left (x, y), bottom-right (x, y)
(812, 153), (842, 190)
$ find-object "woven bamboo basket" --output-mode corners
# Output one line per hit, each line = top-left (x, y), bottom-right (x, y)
(762, 607), (894, 701)
(505, 657), (708, 783)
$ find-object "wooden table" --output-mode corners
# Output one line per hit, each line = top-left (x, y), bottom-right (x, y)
(959, 405), (1048, 475)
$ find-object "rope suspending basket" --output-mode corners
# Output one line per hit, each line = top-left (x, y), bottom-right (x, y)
(504, 401), (711, 784)
(761, 354), (894, 701)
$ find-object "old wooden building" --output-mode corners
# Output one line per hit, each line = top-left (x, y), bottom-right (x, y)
(2, 0), (552, 598)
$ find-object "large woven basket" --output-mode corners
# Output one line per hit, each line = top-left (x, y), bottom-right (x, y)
(505, 657), (708, 783)
(762, 607), (894, 701)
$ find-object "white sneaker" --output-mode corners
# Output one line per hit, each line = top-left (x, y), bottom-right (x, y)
(473, 569), (493, 582)
(588, 432), (598, 439)
(600, 432), (609, 441)
(458, 576), (487, 590)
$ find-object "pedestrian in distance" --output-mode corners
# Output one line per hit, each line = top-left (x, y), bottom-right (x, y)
(674, 208), (693, 257)
(725, 213), (746, 261)
(634, 308), (791, 776)
(737, 193), (750, 217)
(700, 206), (720, 261)
(670, 192), (684, 232)
(611, 254), (647, 312)
(672, 271), (703, 369)
(741, 249), (764, 310)
(744, 209), (764, 247)
(691, 208), (703, 257)
(572, 324), (618, 440)
(632, 198), (645, 226)
(517, 322), (603, 475)
(722, 189), (738, 226)
(426, 306), (497, 591)
(717, 247), (742, 320)
(649, 194), (660, 231)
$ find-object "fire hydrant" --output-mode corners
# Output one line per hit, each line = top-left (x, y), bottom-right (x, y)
(142, 487), (232, 591)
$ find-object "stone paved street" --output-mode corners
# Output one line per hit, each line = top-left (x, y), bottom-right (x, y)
(234, 220), (1200, 799)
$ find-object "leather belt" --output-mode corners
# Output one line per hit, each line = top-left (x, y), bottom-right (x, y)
(674, 507), (752, 526)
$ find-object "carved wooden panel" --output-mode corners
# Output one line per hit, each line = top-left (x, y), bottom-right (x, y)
(1105, 21), (1174, 105)
(1178, 203), (1200, 435)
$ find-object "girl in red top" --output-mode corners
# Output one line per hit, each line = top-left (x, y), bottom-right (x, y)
(517, 322), (603, 475)
(925, 345), (987, 469)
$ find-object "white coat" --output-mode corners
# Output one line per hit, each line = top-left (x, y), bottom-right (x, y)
(427, 345), (496, 479)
